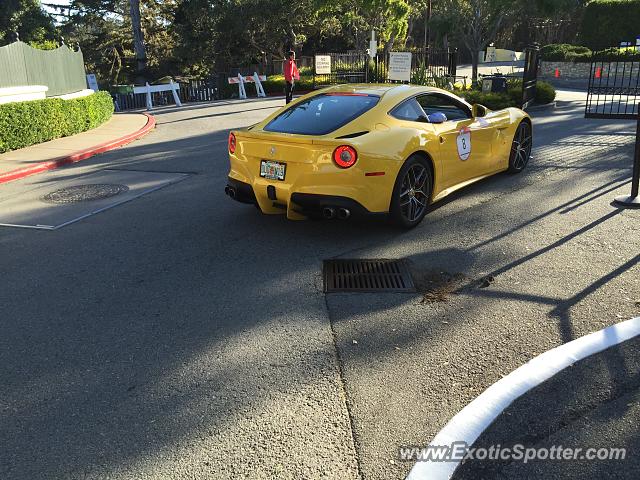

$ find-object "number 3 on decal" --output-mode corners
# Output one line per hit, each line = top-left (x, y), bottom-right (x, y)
(457, 127), (471, 161)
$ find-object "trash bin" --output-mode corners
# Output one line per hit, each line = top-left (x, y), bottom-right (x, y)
(112, 84), (134, 95)
(481, 76), (507, 93)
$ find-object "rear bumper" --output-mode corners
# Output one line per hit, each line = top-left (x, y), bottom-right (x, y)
(225, 177), (383, 219)
(226, 177), (257, 204)
(290, 193), (371, 217)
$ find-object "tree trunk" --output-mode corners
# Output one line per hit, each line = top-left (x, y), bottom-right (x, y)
(383, 31), (397, 59)
(129, 0), (147, 84)
(471, 47), (479, 83)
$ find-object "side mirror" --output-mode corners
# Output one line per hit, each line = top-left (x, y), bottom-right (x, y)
(428, 112), (448, 124)
(472, 104), (488, 118)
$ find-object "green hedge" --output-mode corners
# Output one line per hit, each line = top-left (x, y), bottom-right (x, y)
(458, 80), (556, 110)
(0, 91), (114, 153)
(540, 44), (593, 62)
(581, 0), (640, 50)
(540, 43), (640, 62)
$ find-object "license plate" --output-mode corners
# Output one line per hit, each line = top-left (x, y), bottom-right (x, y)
(260, 160), (286, 181)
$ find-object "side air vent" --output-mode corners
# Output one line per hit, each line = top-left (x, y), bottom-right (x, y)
(335, 131), (369, 139)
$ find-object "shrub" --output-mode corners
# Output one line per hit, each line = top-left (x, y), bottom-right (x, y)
(540, 44), (593, 62)
(457, 80), (556, 109)
(581, 0), (640, 50)
(593, 47), (640, 61)
(459, 90), (518, 110)
(0, 91), (114, 153)
(261, 74), (314, 95)
(535, 81), (556, 104)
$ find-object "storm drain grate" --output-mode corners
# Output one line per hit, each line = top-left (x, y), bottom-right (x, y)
(323, 259), (416, 293)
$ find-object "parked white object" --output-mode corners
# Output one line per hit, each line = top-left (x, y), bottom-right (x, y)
(133, 81), (182, 110)
(227, 73), (267, 99)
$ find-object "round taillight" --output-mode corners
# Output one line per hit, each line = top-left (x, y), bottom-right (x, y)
(228, 132), (236, 154)
(333, 145), (357, 168)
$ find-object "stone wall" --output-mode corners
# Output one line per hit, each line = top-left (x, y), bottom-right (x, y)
(540, 61), (640, 81)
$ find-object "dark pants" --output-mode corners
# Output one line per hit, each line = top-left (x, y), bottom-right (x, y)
(285, 81), (294, 104)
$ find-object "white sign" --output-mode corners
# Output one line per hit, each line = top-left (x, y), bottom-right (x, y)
(369, 40), (377, 58)
(315, 55), (331, 75)
(86, 74), (99, 92)
(388, 52), (412, 82)
(457, 127), (472, 161)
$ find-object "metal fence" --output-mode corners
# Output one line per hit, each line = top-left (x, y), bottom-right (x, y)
(0, 41), (86, 96)
(585, 55), (640, 119)
(313, 52), (369, 88)
(521, 44), (540, 109)
(112, 79), (220, 111)
(312, 49), (459, 88)
(585, 49), (640, 207)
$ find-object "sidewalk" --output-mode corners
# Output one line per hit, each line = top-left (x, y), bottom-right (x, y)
(0, 112), (154, 184)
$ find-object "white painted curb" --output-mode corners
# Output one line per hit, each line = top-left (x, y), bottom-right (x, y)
(406, 316), (640, 480)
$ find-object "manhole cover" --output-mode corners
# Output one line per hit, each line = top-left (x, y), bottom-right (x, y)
(323, 259), (416, 293)
(41, 184), (129, 204)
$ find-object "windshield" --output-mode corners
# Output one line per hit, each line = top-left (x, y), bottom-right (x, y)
(264, 93), (380, 135)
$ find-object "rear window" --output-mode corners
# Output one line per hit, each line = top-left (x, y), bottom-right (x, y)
(264, 93), (379, 135)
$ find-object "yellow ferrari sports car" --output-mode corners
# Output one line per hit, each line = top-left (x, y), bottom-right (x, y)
(225, 84), (532, 228)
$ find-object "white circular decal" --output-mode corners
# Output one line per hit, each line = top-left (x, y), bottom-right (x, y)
(457, 127), (472, 161)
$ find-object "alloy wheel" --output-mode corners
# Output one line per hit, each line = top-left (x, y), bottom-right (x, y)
(399, 164), (429, 223)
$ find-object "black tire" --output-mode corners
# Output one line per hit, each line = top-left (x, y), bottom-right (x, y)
(389, 154), (433, 229)
(508, 121), (532, 173)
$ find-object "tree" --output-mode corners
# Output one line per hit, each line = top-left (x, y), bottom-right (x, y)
(128, 0), (147, 82)
(433, 0), (510, 81)
(0, 0), (57, 46)
(63, 0), (178, 85)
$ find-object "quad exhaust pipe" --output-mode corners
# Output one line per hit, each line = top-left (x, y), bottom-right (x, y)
(322, 207), (350, 220)
(337, 208), (350, 220)
(224, 186), (236, 199)
(322, 207), (336, 219)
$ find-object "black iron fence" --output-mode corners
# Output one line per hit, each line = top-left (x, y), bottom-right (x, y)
(312, 49), (459, 88)
(313, 52), (369, 88)
(585, 55), (640, 119)
(521, 44), (540, 109)
(585, 49), (640, 208)
(111, 79), (220, 111)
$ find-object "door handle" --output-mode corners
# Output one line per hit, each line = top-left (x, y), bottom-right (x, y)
(439, 136), (445, 144)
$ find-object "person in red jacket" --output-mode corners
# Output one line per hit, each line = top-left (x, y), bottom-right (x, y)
(284, 50), (300, 104)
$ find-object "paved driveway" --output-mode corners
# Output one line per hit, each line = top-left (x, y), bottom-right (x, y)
(1, 97), (638, 479)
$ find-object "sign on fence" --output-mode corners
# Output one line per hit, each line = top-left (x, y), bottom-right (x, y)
(388, 52), (412, 82)
(315, 55), (331, 75)
(86, 74), (99, 92)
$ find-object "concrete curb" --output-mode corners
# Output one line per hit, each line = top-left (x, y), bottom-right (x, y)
(0, 113), (156, 185)
(406, 316), (640, 480)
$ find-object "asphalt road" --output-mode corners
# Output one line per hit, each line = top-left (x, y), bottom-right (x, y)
(1, 94), (638, 479)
